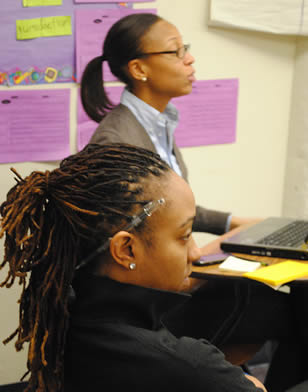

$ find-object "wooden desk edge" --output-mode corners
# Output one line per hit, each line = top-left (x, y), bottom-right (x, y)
(191, 253), (308, 284)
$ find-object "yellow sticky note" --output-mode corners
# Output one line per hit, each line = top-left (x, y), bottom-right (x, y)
(16, 16), (71, 40)
(243, 260), (308, 287)
(23, 0), (62, 6)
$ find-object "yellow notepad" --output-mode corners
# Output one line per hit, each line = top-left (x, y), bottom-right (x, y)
(243, 261), (308, 288)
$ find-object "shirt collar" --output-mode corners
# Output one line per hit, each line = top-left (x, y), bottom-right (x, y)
(120, 88), (179, 131)
(71, 273), (190, 330)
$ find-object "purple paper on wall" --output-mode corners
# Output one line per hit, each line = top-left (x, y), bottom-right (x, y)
(172, 79), (238, 147)
(0, 0), (123, 86)
(75, 0), (153, 2)
(75, 8), (156, 82)
(77, 79), (238, 151)
(0, 89), (70, 163)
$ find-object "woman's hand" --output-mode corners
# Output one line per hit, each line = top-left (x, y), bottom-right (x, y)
(245, 374), (267, 391)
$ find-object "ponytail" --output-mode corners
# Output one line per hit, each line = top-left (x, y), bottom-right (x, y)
(1, 143), (171, 392)
(0, 167), (80, 391)
(80, 13), (162, 124)
(80, 55), (114, 123)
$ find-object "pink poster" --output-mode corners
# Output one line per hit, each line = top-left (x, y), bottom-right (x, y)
(75, 0), (153, 2)
(0, 89), (70, 163)
(77, 79), (238, 150)
(173, 79), (238, 147)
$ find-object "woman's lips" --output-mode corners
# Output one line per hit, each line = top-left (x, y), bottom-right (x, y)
(188, 73), (196, 82)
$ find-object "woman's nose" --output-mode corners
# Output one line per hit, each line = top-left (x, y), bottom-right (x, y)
(184, 51), (195, 65)
(188, 237), (201, 264)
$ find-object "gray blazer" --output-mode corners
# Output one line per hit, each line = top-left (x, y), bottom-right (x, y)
(90, 104), (229, 234)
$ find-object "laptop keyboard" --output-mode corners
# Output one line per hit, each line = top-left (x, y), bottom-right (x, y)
(257, 220), (308, 247)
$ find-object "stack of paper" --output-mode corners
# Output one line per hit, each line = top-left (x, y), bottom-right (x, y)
(243, 261), (308, 289)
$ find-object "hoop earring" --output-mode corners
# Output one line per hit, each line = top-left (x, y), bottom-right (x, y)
(141, 76), (147, 82)
(129, 263), (136, 271)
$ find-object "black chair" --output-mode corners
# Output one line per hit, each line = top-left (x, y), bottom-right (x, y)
(0, 382), (27, 391)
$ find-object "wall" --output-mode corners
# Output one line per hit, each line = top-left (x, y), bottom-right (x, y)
(282, 36), (308, 218)
(0, 0), (296, 383)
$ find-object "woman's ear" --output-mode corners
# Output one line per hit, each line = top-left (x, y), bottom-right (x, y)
(109, 231), (138, 270)
(127, 59), (147, 82)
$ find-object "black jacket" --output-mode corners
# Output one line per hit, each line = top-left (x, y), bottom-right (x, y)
(64, 273), (262, 392)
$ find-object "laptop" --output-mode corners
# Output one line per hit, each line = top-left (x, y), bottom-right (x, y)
(221, 217), (308, 260)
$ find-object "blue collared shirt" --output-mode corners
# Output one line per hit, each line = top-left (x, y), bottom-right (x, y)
(120, 89), (232, 232)
(120, 89), (182, 176)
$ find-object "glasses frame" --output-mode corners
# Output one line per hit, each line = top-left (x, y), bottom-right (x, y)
(76, 198), (165, 270)
(138, 44), (190, 60)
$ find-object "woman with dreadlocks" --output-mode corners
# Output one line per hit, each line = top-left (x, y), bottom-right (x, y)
(0, 144), (265, 392)
(79, 13), (308, 392)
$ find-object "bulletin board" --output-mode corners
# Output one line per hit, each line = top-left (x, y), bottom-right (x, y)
(0, 0), (238, 165)
(0, 0), (156, 86)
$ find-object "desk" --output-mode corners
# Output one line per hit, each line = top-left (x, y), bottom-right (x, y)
(189, 226), (308, 368)
(191, 254), (308, 284)
(191, 225), (308, 285)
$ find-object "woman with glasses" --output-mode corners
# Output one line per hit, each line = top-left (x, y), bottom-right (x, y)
(0, 144), (265, 392)
(81, 12), (251, 236)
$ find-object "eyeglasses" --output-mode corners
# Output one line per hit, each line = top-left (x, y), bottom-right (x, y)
(76, 198), (165, 270)
(138, 44), (191, 60)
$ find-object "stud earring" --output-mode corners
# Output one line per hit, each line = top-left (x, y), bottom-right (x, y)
(129, 263), (136, 270)
(141, 76), (147, 82)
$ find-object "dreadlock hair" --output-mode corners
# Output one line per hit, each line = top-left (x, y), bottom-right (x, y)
(0, 143), (171, 392)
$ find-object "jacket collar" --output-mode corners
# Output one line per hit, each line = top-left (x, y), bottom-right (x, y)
(71, 273), (190, 330)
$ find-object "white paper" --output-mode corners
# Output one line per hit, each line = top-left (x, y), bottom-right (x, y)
(209, 0), (308, 36)
(219, 256), (261, 272)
